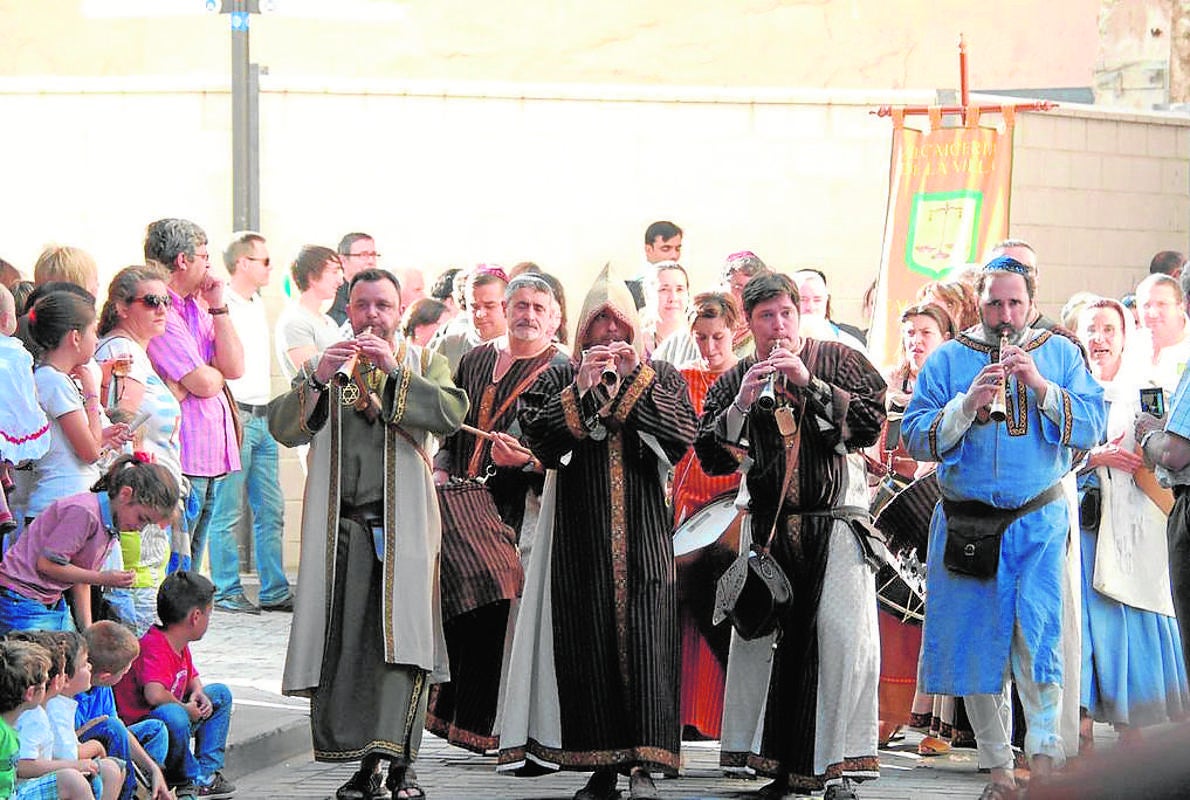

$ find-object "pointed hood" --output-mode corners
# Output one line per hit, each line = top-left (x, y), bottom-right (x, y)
(574, 263), (643, 355)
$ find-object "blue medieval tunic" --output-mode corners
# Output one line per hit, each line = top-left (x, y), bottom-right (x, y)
(902, 328), (1105, 696)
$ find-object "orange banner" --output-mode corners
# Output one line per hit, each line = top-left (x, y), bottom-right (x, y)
(869, 107), (1015, 368)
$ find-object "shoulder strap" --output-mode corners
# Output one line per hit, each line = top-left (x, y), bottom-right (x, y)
(393, 424), (433, 472)
(463, 354), (553, 478)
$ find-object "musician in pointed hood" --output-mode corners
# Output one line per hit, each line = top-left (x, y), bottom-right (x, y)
(498, 265), (697, 800)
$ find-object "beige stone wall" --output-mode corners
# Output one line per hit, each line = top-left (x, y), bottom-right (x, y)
(2, 0), (1100, 91)
(0, 80), (1186, 568)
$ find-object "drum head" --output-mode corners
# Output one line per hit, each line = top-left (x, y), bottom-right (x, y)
(673, 492), (743, 557)
(873, 471), (940, 554)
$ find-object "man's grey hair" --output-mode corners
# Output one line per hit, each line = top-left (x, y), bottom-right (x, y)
(144, 219), (207, 272)
(504, 273), (555, 303)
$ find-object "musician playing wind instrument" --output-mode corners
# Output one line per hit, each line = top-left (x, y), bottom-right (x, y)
(901, 256), (1105, 800)
(268, 268), (468, 800)
(694, 272), (887, 800)
(427, 273), (568, 754)
(498, 265), (696, 800)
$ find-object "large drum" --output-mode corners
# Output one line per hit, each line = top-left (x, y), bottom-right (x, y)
(872, 471), (940, 556)
(672, 491), (745, 559)
(876, 552), (925, 625)
(871, 471), (938, 626)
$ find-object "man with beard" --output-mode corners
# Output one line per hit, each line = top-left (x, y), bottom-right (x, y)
(427, 273), (568, 753)
(268, 268), (468, 800)
(497, 265), (696, 800)
(901, 257), (1105, 800)
(695, 272), (887, 800)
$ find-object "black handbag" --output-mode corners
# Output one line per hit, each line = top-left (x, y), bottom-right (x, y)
(941, 510), (1006, 579)
(712, 358), (813, 640)
(942, 483), (1065, 579)
(713, 546), (793, 640)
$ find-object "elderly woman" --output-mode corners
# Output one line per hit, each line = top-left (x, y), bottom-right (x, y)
(1074, 297), (1188, 750)
(671, 291), (743, 740)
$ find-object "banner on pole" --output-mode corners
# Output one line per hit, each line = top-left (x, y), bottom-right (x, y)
(869, 106), (1015, 368)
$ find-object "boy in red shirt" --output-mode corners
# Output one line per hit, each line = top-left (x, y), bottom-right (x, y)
(113, 572), (234, 800)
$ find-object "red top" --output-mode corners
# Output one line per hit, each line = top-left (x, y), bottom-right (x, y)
(113, 626), (199, 724)
(673, 367), (741, 524)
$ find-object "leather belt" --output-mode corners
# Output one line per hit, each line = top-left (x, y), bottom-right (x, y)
(235, 401), (269, 418)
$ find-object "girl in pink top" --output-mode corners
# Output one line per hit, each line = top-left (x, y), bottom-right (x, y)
(0, 456), (179, 634)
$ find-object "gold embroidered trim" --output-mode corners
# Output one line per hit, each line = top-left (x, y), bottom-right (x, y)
(824, 755), (881, 781)
(1006, 378), (1029, 437)
(956, 331), (995, 355)
(561, 384), (586, 439)
(497, 740), (681, 772)
(392, 342), (412, 423)
(1024, 330), (1052, 351)
(928, 411), (944, 461)
(382, 421), (397, 661)
(608, 432), (631, 695)
(1060, 387), (1073, 445)
(612, 364), (655, 424)
(400, 670), (427, 754)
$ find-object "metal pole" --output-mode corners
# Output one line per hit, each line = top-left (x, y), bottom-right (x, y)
(959, 33), (969, 123)
(231, 0), (250, 231)
(248, 62), (260, 231)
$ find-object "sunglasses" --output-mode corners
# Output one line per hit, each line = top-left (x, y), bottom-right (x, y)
(131, 294), (172, 309)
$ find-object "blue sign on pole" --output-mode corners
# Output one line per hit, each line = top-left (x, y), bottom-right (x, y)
(230, 11), (249, 30)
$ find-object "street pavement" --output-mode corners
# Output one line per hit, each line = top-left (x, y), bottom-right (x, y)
(201, 577), (1128, 800)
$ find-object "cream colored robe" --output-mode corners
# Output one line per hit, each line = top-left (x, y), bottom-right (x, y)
(269, 341), (468, 695)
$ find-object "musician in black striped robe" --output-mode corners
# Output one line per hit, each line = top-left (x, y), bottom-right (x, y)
(497, 265), (696, 800)
(695, 272), (886, 800)
(427, 274), (568, 754)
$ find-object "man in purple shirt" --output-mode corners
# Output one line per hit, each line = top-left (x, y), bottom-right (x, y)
(144, 218), (244, 575)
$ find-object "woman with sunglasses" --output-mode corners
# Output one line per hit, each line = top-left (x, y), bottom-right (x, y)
(95, 267), (183, 629)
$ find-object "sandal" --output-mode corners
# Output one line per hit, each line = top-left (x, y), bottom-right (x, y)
(385, 765), (425, 800)
(574, 768), (620, 800)
(823, 778), (858, 800)
(977, 782), (1018, 800)
(628, 768), (660, 800)
(917, 735), (952, 756)
(337, 767), (390, 800)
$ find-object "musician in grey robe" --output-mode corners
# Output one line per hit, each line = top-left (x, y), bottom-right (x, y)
(268, 269), (468, 800)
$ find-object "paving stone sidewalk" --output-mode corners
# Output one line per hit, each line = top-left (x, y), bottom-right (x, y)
(199, 576), (1134, 800)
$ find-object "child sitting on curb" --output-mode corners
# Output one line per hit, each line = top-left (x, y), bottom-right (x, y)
(10, 631), (119, 799)
(74, 622), (169, 800)
(112, 573), (234, 800)
(0, 639), (52, 799)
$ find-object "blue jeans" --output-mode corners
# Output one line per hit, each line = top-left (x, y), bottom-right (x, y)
(80, 716), (169, 800)
(0, 588), (69, 634)
(147, 683), (232, 785)
(206, 414), (290, 604)
(184, 475), (227, 573)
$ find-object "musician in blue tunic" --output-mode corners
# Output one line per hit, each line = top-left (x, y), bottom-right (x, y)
(901, 256), (1105, 799)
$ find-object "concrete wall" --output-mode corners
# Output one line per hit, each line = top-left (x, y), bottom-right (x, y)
(0, 80), (1186, 568)
(3, 0), (1100, 92)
